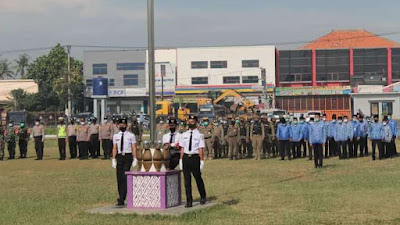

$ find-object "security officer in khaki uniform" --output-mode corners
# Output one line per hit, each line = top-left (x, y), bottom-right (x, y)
(221, 117), (229, 158)
(77, 117), (90, 160)
(227, 120), (239, 160)
(250, 115), (265, 160)
(67, 119), (78, 158)
(199, 118), (213, 160)
(100, 116), (113, 159)
(129, 116), (143, 147)
(32, 119), (45, 160)
(211, 119), (224, 159)
(238, 117), (249, 159)
(89, 118), (100, 158)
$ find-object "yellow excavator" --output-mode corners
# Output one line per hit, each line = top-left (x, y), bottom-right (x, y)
(212, 89), (255, 112)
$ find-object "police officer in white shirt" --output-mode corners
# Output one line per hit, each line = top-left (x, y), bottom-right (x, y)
(162, 117), (182, 170)
(179, 115), (207, 208)
(112, 118), (138, 207)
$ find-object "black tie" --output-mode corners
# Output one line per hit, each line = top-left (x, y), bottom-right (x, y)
(189, 131), (193, 152)
(170, 133), (174, 143)
(120, 132), (124, 153)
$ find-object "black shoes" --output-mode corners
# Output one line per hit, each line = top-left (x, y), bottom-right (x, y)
(115, 202), (125, 208)
(200, 198), (206, 205)
(185, 202), (192, 208)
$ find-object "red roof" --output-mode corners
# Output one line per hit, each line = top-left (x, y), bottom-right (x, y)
(299, 30), (399, 49)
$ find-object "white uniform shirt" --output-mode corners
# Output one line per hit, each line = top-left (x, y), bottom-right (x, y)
(162, 131), (183, 146)
(179, 129), (205, 154)
(113, 131), (136, 154)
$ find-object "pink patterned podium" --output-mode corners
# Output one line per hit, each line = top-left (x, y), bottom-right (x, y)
(125, 170), (182, 209)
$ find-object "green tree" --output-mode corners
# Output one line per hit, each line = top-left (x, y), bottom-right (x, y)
(26, 44), (84, 111)
(15, 53), (29, 78)
(8, 89), (41, 111)
(0, 59), (14, 79)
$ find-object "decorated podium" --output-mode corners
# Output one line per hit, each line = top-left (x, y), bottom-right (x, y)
(125, 145), (182, 210)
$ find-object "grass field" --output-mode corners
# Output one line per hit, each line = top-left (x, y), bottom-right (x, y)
(1, 140), (400, 225)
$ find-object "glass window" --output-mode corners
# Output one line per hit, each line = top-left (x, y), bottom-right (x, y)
(382, 102), (393, 115)
(210, 61), (227, 69)
(117, 63), (145, 70)
(279, 50), (312, 83)
(86, 79), (93, 87)
(392, 48), (400, 81)
(93, 64), (107, 75)
(371, 102), (379, 116)
(242, 76), (259, 84)
(109, 79), (115, 86)
(242, 60), (259, 68)
(353, 49), (387, 84)
(223, 76), (240, 84)
(316, 49), (350, 82)
(191, 61), (208, 69)
(191, 77), (208, 85)
(123, 74), (139, 86)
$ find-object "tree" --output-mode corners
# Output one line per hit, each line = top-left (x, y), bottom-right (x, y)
(26, 44), (84, 111)
(0, 59), (14, 79)
(15, 53), (29, 78)
(8, 89), (41, 111)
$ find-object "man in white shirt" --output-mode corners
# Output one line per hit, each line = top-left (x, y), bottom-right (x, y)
(162, 117), (182, 170)
(179, 115), (207, 208)
(112, 118), (138, 207)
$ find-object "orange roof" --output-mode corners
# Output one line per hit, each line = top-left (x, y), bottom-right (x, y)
(299, 30), (399, 49)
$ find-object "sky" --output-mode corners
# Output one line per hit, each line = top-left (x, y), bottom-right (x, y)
(1, 0), (400, 60)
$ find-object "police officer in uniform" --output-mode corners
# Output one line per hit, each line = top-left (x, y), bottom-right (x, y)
(130, 116), (143, 148)
(100, 117), (113, 159)
(221, 118), (229, 158)
(18, 121), (30, 158)
(227, 120), (239, 160)
(199, 118), (213, 160)
(67, 119), (78, 159)
(6, 121), (16, 159)
(179, 115), (207, 208)
(111, 118), (138, 207)
(211, 119), (224, 159)
(32, 119), (45, 160)
(89, 118), (100, 158)
(162, 117), (182, 169)
(57, 117), (67, 160)
(261, 115), (273, 158)
(238, 117), (248, 159)
(250, 115), (265, 160)
(77, 117), (90, 160)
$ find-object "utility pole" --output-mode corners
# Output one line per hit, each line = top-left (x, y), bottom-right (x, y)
(147, 0), (156, 146)
(161, 64), (165, 101)
(67, 45), (72, 120)
(261, 68), (266, 109)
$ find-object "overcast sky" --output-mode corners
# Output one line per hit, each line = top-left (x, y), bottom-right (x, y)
(1, 0), (400, 60)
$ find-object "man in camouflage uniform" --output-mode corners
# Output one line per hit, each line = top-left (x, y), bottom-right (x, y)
(262, 115), (275, 158)
(0, 123), (5, 160)
(227, 120), (239, 160)
(237, 117), (248, 159)
(198, 118), (213, 160)
(6, 121), (16, 159)
(18, 121), (30, 158)
(271, 117), (279, 157)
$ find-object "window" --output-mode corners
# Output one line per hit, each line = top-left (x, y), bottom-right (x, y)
(223, 76), (240, 84)
(93, 64), (107, 75)
(117, 63), (145, 70)
(191, 77), (208, 85)
(242, 60), (259, 68)
(371, 102), (379, 116)
(191, 61), (208, 69)
(279, 50), (312, 83)
(123, 74), (139, 86)
(382, 102), (393, 115)
(242, 76), (259, 84)
(316, 49), (350, 82)
(109, 79), (115, 86)
(210, 61), (227, 69)
(353, 48), (387, 84)
(86, 79), (93, 87)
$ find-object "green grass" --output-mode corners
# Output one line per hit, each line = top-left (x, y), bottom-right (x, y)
(2, 140), (400, 225)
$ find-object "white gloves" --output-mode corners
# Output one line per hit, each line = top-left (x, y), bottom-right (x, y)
(112, 158), (117, 169)
(179, 159), (183, 170)
(171, 143), (176, 147)
(200, 160), (205, 173)
(132, 158), (138, 168)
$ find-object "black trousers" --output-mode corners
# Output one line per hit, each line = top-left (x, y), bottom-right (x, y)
(292, 142), (301, 158)
(58, 138), (66, 159)
(313, 143), (323, 168)
(8, 141), (15, 158)
(102, 139), (112, 159)
(328, 137), (337, 157)
(68, 136), (77, 158)
(19, 139), (28, 158)
(382, 141), (390, 159)
(337, 141), (348, 159)
(116, 153), (133, 204)
(301, 139), (307, 157)
(34, 136), (44, 159)
(183, 154), (206, 203)
(324, 140), (329, 158)
(371, 140), (382, 160)
(78, 141), (89, 159)
(349, 138), (358, 158)
(359, 137), (366, 156)
(170, 153), (180, 170)
(279, 140), (291, 160)
(389, 137), (397, 157)
(90, 134), (100, 158)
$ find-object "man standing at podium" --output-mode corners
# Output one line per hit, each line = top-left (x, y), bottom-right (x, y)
(179, 115), (207, 208)
(112, 118), (138, 207)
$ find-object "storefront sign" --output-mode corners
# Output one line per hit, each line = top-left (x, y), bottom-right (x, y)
(108, 89), (125, 97)
(275, 86), (351, 96)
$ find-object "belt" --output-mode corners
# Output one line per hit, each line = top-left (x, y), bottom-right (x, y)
(34, 135), (42, 138)
(253, 134), (261, 136)
(229, 136), (237, 138)
(205, 137), (211, 139)
(117, 152), (132, 156)
(184, 153), (199, 158)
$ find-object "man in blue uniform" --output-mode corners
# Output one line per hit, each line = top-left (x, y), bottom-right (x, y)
(358, 115), (369, 157)
(349, 115), (360, 158)
(387, 113), (397, 157)
(343, 116), (353, 159)
(299, 117), (308, 158)
(309, 113), (326, 168)
(277, 117), (291, 160)
(322, 114), (330, 158)
(290, 118), (303, 158)
(328, 115), (337, 157)
(382, 116), (392, 159)
(368, 115), (383, 160)
(335, 117), (350, 160)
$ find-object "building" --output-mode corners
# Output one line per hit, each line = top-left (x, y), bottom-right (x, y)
(275, 29), (400, 118)
(0, 79), (38, 106)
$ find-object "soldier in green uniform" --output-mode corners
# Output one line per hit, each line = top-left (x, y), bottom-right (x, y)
(0, 123), (5, 161)
(18, 121), (30, 158)
(6, 121), (16, 159)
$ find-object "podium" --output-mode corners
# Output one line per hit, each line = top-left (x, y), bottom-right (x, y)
(125, 170), (182, 209)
